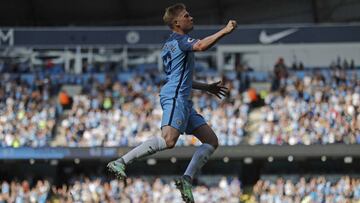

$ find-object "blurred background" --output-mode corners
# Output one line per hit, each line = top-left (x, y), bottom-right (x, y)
(0, 0), (359, 202)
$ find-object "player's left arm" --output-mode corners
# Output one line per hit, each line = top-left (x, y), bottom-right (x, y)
(193, 80), (228, 99)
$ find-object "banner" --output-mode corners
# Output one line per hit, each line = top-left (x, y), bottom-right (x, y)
(0, 145), (359, 160)
(1, 24), (359, 47)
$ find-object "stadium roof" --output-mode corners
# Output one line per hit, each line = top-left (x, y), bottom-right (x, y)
(0, 0), (360, 26)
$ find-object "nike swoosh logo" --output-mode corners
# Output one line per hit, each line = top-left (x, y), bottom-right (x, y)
(259, 28), (298, 44)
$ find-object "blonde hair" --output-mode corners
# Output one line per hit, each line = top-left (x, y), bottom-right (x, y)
(163, 3), (186, 28)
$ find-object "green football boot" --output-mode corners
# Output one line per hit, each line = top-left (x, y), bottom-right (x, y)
(174, 176), (195, 203)
(107, 159), (127, 180)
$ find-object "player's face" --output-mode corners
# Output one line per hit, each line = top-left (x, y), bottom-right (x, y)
(175, 10), (194, 33)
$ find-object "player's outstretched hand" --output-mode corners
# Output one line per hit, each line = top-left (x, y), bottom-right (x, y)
(223, 20), (237, 34)
(207, 81), (229, 99)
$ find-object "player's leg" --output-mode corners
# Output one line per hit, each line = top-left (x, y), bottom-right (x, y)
(108, 98), (186, 179)
(175, 110), (216, 203)
(122, 126), (180, 164)
(184, 124), (218, 180)
(175, 125), (217, 203)
(107, 126), (180, 179)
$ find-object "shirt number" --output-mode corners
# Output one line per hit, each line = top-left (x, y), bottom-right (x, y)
(162, 51), (172, 75)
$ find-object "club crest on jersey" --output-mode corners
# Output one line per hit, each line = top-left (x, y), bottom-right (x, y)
(176, 119), (183, 126)
(187, 38), (195, 43)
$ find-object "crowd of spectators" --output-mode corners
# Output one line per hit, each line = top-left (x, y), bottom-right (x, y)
(0, 179), (50, 203)
(0, 63), (359, 147)
(2, 175), (359, 203)
(249, 70), (360, 145)
(0, 75), (57, 147)
(252, 176), (360, 203)
(56, 72), (248, 147)
(0, 176), (241, 203)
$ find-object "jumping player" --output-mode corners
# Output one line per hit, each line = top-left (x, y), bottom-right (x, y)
(107, 3), (237, 202)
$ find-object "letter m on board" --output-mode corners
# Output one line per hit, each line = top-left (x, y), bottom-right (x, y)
(0, 29), (14, 46)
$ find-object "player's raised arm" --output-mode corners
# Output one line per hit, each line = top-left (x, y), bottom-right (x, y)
(192, 20), (237, 52)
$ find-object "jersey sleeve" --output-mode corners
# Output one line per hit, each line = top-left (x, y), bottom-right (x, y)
(177, 35), (199, 52)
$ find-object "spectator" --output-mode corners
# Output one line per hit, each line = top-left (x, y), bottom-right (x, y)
(58, 90), (72, 110)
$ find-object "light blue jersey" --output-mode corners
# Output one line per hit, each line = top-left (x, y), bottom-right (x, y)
(159, 32), (206, 134)
(160, 32), (198, 100)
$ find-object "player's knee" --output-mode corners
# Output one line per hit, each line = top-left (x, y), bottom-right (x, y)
(211, 139), (219, 149)
(163, 135), (176, 148)
(209, 136), (219, 149)
(165, 139), (177, 148)
(161, 133), (177, 148)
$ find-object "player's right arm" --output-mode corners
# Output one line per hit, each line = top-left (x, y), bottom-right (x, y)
(192, 20), (237, 52)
